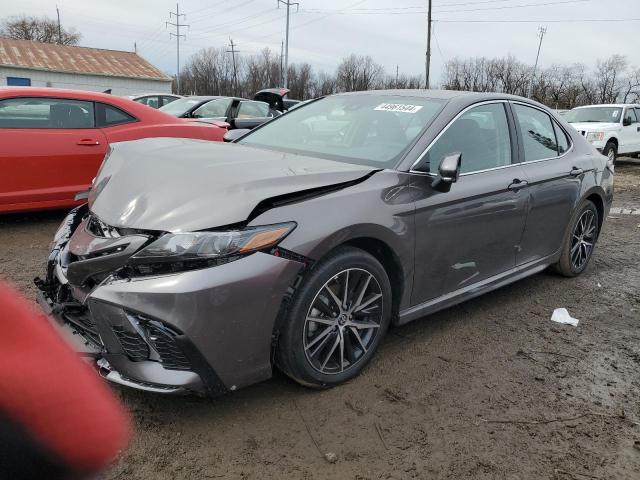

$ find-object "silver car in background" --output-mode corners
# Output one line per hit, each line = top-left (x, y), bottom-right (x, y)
(36, 90), (613, 396)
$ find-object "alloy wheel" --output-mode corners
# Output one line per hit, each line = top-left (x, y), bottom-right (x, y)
(607, 149), (615, 163)
(303, 268), (383, 375)
(570, 209), (596, 271)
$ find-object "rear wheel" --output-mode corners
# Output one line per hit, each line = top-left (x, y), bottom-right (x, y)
(602, 141), (617, 165)
(276, 247), (392, 388)
(553, 200), (599, 277)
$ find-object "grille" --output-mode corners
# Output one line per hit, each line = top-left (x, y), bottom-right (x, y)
(86, 214), (121, 238)
(63, 307), (102, 349)
(145, 321), (191, 371)
(113, 315), (192, 371)
(112, 325), (150, 361)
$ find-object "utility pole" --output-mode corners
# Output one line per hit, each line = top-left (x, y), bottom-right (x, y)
(134, 42), (137, 54)
(280, 40), (284, 87)
(396, 64), (399, 88)
(166, 3), (188, 94)
(425, 0), (432, 89)
(56, 5), (62, 44)
(277, 0), (299, 89)
(226, 38), (240, 94)
(529, 26), (547, 98)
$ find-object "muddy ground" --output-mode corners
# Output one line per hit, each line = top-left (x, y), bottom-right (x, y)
(1, 162), (639, 480)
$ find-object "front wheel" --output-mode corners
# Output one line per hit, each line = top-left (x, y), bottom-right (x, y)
(602, 141), (617, 165)
(276, 247), (392, 388)
(553, 200), (599, 277)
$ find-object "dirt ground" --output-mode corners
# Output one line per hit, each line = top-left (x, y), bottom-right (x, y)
(1, 161), (639, 480)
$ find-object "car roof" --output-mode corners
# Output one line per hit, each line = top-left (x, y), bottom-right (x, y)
(333, 89), (544, 105)
(131, 93), (182, 98)
(574, 103), (640, 108)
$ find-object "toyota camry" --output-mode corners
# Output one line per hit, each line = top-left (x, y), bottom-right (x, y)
(36, 90), (614, 396)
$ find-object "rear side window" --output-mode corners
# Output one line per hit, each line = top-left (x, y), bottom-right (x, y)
(95, 103), (137, 127)
(513, 104), (559, 161)
(0, 97), (94, 129)
(135, 96), (159, 108)
(553, 122), (570, 155)
(426, 102), (512, 174)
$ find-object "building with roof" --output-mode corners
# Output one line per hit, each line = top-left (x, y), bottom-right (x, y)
(0, 38), (172, 95)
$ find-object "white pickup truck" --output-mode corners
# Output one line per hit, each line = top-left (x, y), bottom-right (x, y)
(565, 104), (640, 163)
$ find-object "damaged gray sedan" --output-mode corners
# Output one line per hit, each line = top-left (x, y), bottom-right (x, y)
(36, 90), (613, 396)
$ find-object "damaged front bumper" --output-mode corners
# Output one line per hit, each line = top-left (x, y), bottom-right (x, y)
(35, 206), (304, 396)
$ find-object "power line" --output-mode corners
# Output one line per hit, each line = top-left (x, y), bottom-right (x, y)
(166, 3), (189, 94)
(303, 0), (591, 15)
(277, 0), (299, 89)
(434, 17), (640, 22)
(226, 37), (240, 94)
(529, 25), (547, 97)
(425, 0), (432, 89)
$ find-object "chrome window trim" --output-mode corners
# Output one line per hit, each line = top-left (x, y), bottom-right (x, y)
(409, 99), (574, 177)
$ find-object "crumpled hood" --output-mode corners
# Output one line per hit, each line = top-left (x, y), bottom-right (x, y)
(89, 137), (377, 232)
(569, 122), (619, 131)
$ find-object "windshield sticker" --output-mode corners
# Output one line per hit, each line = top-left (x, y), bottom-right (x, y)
(612, 110), (620, 119)
(374, 103), (423, 113)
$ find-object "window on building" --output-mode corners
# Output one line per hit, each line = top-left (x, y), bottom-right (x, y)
(0, 97), (94, 128)
(6, 77), (31, 87)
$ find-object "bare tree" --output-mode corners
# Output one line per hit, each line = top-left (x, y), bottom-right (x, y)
(594, 55), (627, 104)
(336, 54), (384, 92)
(621, 67), (640, 104)
(1, 15), (80, 45)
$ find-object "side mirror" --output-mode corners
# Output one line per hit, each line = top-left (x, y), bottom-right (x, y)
(623, 117), (632, 127)
(223, 128), (251, 143)
(431, 153), (462, 192)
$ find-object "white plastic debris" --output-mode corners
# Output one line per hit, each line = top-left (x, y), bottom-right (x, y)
(551, 308), (579, 327)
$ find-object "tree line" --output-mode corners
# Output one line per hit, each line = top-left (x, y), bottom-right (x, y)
(442, 54), (640, 108)
(175, 47), (424, 100)
(178, 46), (640, 108)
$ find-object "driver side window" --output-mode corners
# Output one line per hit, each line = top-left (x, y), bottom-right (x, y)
(425, 103), (512, 174)
(624, 108), (637, 124)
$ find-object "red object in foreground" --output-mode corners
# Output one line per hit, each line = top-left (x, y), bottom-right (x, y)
(0, 87), (227, 214)
(0, 281), (130, 479)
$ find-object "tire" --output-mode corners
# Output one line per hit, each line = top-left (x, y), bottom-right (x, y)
(602, 141), (617, 165)
(276, 246), (392, 388)
(553, 200), (599, 277)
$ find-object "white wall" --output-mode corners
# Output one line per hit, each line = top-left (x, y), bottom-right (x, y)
(0, 67), (172, 95)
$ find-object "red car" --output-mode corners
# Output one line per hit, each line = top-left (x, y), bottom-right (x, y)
(0, 88), (227, 213)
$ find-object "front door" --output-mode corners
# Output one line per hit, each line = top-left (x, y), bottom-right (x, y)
(0, 96), (107, 211)
(620, 107), (640, 154)
(411, 101), (529, 305)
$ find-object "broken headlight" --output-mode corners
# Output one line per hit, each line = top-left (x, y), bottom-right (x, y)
(127, 222), (296, 275)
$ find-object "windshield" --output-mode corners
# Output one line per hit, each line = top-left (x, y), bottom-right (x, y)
(565, 107), (622, 124)
(159, 98), (207, 117)
(239, 95), (445, 168)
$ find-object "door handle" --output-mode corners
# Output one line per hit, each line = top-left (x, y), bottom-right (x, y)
(76, 139), (101, 146)
(569, 167), (584, 177)
(508, 178), (529, 192)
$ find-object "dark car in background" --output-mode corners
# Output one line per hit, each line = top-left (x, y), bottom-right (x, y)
(36, 90), (613, 397)
(159, 95), (278, 130)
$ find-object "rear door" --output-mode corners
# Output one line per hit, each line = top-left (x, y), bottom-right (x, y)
(511, 102), (590, 265)
(412, 101), (530, 304)
(0, 96), (107, 211)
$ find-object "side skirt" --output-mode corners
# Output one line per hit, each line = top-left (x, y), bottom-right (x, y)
(397, 253), (559, 326)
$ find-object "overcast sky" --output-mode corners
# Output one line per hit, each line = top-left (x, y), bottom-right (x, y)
(6, 0), (640, 82)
